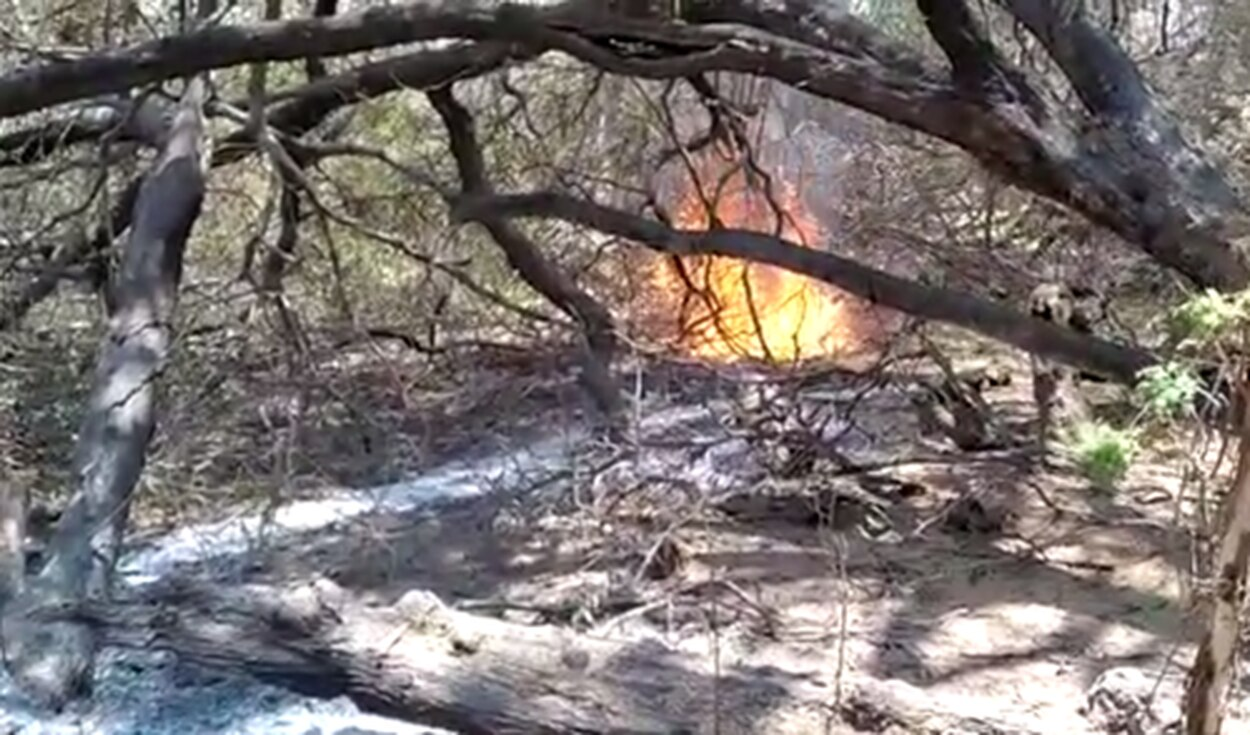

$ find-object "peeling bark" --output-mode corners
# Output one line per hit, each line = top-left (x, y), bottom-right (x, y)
(1, 79), (208, 709)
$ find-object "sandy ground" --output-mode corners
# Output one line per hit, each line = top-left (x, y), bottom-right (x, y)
(6, 342), (1247, 734)
(213, 352), (1248, 734)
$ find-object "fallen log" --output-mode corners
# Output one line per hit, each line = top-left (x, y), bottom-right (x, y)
(16, 577), (1052, 734)
(22, 578), (832, 734)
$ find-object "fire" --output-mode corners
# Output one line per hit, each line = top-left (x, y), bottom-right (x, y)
(649, 161), (863, 364)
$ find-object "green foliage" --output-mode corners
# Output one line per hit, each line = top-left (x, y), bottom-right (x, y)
(1134, 361), (1202, 420)
(850, 0), (925, 40)
(1063, 421), (1140, 491)
(1168, 288), (1250, 346)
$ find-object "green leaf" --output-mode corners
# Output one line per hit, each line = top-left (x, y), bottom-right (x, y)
(1169, 288), (1250, 346)
(1134, 362), (1201, 420)
(1063, 421), (1140, 491)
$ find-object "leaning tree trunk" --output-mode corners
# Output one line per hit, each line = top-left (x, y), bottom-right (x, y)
(1, 78), (208, 709)
(1184, 375), (1250, 735)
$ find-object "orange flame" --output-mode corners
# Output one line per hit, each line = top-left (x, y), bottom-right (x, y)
(650, 161), (863, 363)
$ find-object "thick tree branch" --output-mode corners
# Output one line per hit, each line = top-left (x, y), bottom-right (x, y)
(3, 42), (522, 168)
(914, 0), (1039, 110)
(450, 190), (1156, 384)
(0, 1), (1245, 290)
(0, 0), (577, 120)
(23, 579), (858, 734)
(428, 85), (622, 421)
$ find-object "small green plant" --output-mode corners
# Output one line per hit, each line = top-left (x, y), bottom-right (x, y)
(1134, 361), (1202, 420)
(1064, 421), (1140, 490)
(1169, 288), (1250, 346)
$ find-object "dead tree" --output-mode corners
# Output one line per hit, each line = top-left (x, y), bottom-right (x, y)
(1, 79), (209, 709)
(1184, 377), (1250, 735)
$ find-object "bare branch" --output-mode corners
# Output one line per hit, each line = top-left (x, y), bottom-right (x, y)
(429, 84), (623, 420)
(0, 43), (517, 325)
(0, 0), (572, 120)
(996, 0), (1155, 123)
(451, 190), (1156, 384)
(0, 1), (1243, 291)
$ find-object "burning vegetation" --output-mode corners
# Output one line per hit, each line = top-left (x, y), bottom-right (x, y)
(646, 156), (873, 364)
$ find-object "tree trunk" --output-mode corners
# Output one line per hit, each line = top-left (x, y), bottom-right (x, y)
(1184, 376), (1250, 735)
(26, 578), (1032, 735)
(1, 78), (208, 710)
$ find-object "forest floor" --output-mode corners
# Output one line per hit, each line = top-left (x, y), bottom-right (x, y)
(5, 320), (1250, 733)
(147, 337), (1250, 731)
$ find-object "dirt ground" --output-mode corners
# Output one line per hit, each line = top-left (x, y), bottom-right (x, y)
(204, 340), (1250, 735)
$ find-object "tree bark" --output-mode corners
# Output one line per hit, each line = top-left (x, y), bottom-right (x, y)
(1, 79), (208, 710)
(25, 578), (1043, 734)
(1184, 376), (1250, 735)
(22, 577), (1027, 735)
(0, 486), (25, 611)
(31, 579), (810, 733)
(1, 1), (1246, 291)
